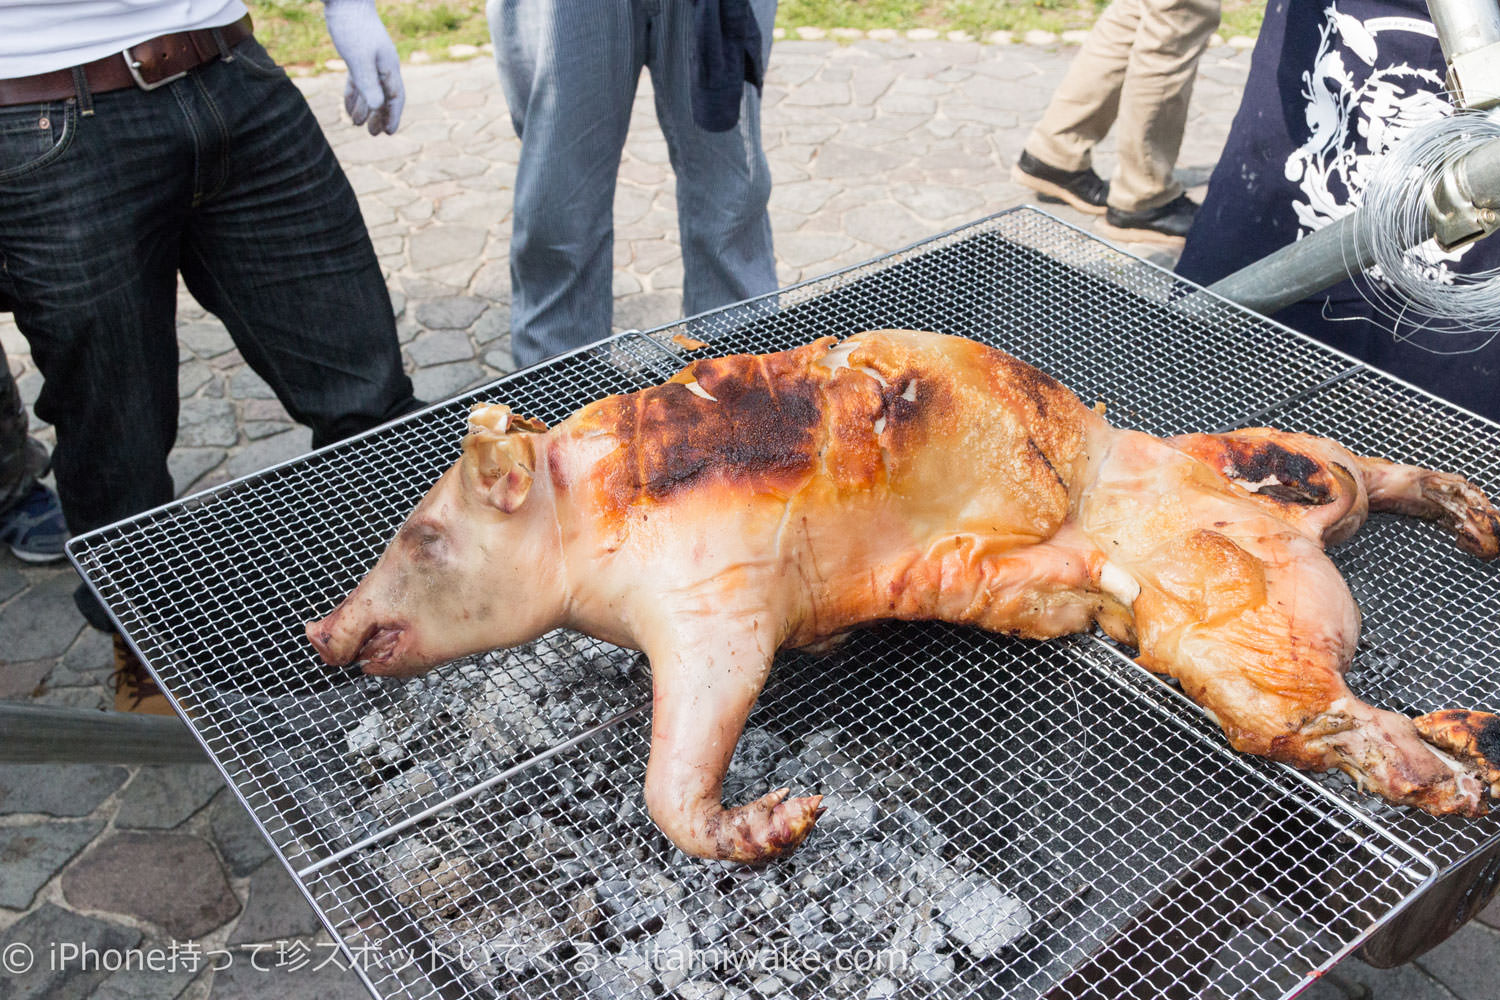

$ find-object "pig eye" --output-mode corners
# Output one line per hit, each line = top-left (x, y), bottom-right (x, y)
(405, 522), (444, 557)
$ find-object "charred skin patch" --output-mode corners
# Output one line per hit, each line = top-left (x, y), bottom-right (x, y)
(638, 379), (822, 496)
(1479, 716), (1500, 765)
(1217, 439), (1336, 506)
(1414, 710), (1500, 787)
(874, 372), (948, 459)
(585, 341), (839, 514)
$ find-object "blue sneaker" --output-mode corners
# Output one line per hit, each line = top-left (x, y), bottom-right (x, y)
(0, 484), (68, 563)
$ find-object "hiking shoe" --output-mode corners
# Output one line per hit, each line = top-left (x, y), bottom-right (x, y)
(1011, 150), (1110, 215)
(1096, 194), (1200, 248)
(111, 633), (175, 716)
(0, 483), (67, 563)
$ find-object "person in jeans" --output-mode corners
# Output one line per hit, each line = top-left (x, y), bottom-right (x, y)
(0, 0), (418, 711)
(0, 364), (66, 562)
(489, 0), (779, 368)
(1012, 0), (1221, 247)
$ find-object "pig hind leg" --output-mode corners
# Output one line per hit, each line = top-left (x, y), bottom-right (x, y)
(1354, 454), (1500, 559)
(1157, 627), (1495, 816)
(1130, 528), (1495, 816)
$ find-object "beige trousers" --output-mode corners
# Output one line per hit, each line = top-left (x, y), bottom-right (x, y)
(1024, 0), (1221, 213)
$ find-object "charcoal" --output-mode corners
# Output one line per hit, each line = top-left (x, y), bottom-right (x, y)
(338, 631), (1041, 999)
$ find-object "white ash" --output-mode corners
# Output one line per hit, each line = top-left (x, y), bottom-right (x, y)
(934, 874), (1033, 959)
(334, 632), (1037, 999)
(346, 710), (387, 759)
(341, 631), (646, 824)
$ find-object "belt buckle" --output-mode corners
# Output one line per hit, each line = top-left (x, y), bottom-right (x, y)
(121, 45), (187, 91)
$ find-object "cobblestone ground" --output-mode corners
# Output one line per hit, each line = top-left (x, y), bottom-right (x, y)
(1, 39), (1497, 1000)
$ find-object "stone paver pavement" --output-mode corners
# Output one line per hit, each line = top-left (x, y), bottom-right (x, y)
(2, 37), (1497, 1000)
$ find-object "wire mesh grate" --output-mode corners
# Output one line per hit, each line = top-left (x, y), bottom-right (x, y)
(68, 208), (1497, 1000)
(297, 629), (1429, 1000)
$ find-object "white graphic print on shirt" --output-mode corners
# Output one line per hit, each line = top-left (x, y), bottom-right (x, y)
(1284, 5), (1470, 282)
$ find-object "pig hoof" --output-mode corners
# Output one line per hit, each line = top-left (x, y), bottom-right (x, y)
(767, 790), (826, 855)
(1415, 710), (1500, 802)
(715, 788), (825, 864)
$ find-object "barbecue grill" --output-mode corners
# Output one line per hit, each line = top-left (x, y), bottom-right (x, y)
(67, 208), (1500, 1000)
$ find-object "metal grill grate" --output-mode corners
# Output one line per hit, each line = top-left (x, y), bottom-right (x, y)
(68, 208), (1500, 1000)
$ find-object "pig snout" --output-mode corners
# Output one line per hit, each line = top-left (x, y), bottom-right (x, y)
(305, 600), (415, 676)
(305, 600), (368, 666)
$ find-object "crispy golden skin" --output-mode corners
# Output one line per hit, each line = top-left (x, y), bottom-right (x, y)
(564, 331), (1500, 851)
(308, 331), (1500, 863)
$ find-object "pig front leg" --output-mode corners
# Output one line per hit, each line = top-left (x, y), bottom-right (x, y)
(640, 617), (824, 863)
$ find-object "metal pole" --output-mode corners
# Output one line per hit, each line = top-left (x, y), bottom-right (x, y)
(1205, 214), (1369, 317)
(1428, 0), (1500, 109)
(1206, 135), (1500, 316)
(0, 702), (203, 764)
(1463, 134), (1500, 207)
(1428, 0), (1500, 56)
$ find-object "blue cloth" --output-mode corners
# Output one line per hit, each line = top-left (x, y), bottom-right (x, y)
(491, 0), (779, 367)
(692, 0), (765, 132)
(0, 36), (417, 627)
(1175, 0), (1500, 420)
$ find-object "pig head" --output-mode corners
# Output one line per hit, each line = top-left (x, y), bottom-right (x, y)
(306, 403), (566, 678)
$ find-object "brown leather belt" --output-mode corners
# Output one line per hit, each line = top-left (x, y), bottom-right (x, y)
(0, 14), (254, 107)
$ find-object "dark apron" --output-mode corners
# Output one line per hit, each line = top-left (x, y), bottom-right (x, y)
(1175, 0), (1500, 420)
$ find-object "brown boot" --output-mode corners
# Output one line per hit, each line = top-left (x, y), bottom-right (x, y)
(110, 633), (175, 716)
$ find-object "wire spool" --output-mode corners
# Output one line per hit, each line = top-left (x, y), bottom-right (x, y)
(1349, 108), (1500, 353)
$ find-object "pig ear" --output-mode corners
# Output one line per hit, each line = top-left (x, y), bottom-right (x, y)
(466, 402), (547, 438)
(487, 457), (533, 514)
(463, 404), (544, 514)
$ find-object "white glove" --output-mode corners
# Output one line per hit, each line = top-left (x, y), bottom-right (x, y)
(323, 0), (405, 135)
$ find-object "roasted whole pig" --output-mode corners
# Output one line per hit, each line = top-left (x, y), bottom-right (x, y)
(307, 330), (1500, 863)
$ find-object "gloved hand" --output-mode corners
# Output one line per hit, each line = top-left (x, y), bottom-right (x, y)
(323, 0), (405, 135)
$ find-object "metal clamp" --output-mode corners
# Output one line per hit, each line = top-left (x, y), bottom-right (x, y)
(1425, 149), (1500, 251)
(121, 47), (187, 91)
(1447, 40), (1500, 111)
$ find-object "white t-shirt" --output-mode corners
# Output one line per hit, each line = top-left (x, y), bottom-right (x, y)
(0, 0), (250, 79)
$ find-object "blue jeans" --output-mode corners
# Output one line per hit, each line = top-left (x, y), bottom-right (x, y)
(490, 0), (778, 366)
(0, 35), (416, 628)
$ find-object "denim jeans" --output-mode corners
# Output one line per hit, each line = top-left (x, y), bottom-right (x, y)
(0, 35), (416, 629)
(0, 363), (44, 514)
(490, 0), (779, 367)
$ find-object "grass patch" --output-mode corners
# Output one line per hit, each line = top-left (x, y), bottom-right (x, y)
(251, 0), (489, 70)
(1219, 1), (1263, 40)
(776, 0), (1265, 39)
(777, 0), (1111, 36)
(249, 0), (1262, 70)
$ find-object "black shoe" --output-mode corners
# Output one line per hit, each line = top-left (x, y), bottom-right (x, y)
(1097, 194), (1199, 247)
(1011, 150), (1109, 215)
